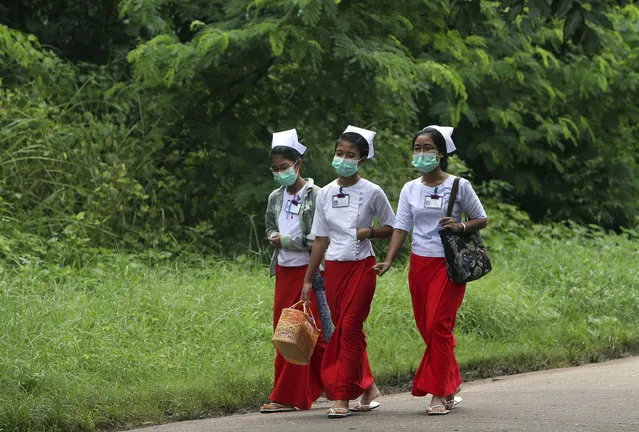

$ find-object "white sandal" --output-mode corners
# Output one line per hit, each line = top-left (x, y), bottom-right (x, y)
(426, 404), (449, 415)
(445, 396), (462, 410)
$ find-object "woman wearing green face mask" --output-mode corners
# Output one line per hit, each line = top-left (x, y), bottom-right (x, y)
(373, 126), (488, 415)
(300, 125), (396, 419)
(262, 128), (327, 413)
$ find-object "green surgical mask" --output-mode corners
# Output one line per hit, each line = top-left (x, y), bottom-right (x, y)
(412, 153), (439, 173)
(332, 156), (360, 177)
(273, 162), (298, 186)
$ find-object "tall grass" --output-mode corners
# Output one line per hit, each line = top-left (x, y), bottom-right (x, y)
(0, 234), (637, 430)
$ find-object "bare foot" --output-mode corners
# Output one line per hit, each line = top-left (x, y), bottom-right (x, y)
(360, 382), (381, 406)
(429, 395), (447, 410)
(331, 400), (349, 410)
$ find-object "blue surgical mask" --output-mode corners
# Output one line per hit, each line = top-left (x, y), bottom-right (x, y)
(273, 162), (298, 186)
(332, 156), (360, 177)
(412, 153), (439, 173)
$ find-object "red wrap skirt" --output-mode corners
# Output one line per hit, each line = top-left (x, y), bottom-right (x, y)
(321, 256), (377, 401)
(269, 264), (325, 409)
(408, 254), (466, 397)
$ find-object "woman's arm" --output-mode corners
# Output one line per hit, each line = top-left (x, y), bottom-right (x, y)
(265, 193), (279, 239)
(279, 233), (311, 251)
(439, 217), (488, 232)
(356, 225), (394, 240)
(300, 236), (329, 301)
(265, 192), (283, 248)
(372, 229), (408, 276)
(443, 178), (488, 232)
(359, 186), (396, 241)
(373, 182), (412, 275)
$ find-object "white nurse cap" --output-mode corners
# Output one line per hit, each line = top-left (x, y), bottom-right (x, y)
(420, 125), (456, 153)
(342, 125), (376, 159)
(271, 128), (307, 155)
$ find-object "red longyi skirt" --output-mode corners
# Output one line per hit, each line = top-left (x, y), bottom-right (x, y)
(408, 254), (466, 397)
(321, 256), (377, 401)
(269, 264), (325, 409)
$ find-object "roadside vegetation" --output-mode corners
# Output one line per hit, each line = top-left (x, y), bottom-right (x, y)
(1, 224), (637, 430)
(1, 0), (638, 430)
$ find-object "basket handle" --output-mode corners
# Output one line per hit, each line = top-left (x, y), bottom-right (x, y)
(288, 300), (320, 332)
(288, 300), (305, 310)
(302, 302), (320, 331)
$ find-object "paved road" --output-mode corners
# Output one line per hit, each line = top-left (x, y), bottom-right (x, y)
(133, 357), (639, 432)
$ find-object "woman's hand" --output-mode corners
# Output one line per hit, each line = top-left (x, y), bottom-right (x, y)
(372, 261), (392, 276)
(300, 280), (313, 302)
(439, 217), (464, 233)
(268, 234), (282, 248)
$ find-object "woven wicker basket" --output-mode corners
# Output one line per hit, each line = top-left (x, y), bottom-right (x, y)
(272, 301), (320, 365)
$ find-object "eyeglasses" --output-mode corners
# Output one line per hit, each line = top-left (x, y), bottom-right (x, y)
(413, 148), (438, 154)
(269, 162), (296, 173)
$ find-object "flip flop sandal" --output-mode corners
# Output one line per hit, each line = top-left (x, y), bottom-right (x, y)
(327, 408), (352, 418)
(426, 404), (450, 415)
(351, 401), (380, 412)
(259, 402), (296, 413)
(444, 396), (463, 410)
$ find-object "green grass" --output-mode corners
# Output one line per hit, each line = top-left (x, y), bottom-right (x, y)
(1, 235), (638, 431)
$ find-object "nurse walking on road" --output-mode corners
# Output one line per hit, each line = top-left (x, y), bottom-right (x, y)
(261, 129), (327, 413)
(301, 126), (396, 419)
(373, 126), (488, 415)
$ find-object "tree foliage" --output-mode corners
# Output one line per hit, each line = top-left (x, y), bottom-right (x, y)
(1, 0), (638, 256)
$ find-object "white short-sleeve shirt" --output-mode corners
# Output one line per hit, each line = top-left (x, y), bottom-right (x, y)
(277, 185), (311, 267)
(311, 178), (396, 261)
(394, 176), (487, 258)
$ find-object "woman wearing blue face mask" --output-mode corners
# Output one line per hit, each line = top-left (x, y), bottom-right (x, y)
(301, 125), (396, 418)
(261, 128), (326, 413)
(373, 126), (488, 416)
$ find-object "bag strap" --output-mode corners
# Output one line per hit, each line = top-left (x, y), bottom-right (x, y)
(445, 177), (461, 218)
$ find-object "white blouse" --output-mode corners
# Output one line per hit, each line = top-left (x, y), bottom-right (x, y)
(311, 178), (396, 261)
(277, 185), (311, 267)
(394, 176), (487, 258)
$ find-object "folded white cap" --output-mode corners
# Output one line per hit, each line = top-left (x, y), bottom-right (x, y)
(271, 128), (307, 155)
(343, 125), (376, 159)
(421, 125), (456, 153)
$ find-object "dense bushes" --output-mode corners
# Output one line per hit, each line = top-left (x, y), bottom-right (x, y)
(1, 1), (638, 258)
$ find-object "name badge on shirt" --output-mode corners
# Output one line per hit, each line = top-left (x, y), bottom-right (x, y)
(332, 194), (350, 208)
(424, 194), (443, 209)
(286, 199), (301, 215)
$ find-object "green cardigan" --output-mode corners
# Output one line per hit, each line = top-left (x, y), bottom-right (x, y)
(265, 178), (321, 277)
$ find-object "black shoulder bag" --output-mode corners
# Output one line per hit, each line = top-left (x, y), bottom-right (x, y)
(438, 177), (492, 284)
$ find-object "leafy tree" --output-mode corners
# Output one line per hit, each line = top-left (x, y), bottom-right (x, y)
(124, 0), (639, 232)
(0, 1), (131, 64)
(1, 0), (638, 257)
